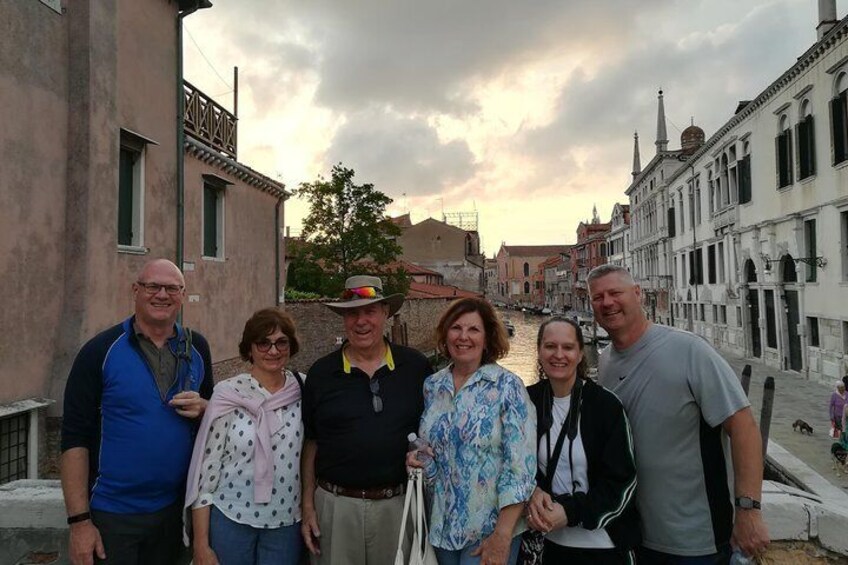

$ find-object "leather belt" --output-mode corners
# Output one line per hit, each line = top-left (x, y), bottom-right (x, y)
(317, 479), (405, 500)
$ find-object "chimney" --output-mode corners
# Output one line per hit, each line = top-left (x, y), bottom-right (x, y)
(817, 0), (837, 40)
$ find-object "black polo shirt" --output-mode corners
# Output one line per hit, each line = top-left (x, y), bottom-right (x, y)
(303, 342), (433, 489)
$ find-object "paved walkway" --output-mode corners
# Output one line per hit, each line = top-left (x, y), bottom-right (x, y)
(718, 352), (848, 492)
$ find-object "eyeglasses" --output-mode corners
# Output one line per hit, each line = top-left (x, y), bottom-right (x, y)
(255, 338), (290, 353)
(369, 378), (383, 413)
(136, 281), (184, 296)
(342, 286), (379, 300)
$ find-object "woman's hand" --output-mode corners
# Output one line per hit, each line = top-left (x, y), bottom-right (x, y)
(526, 487), (554, 532)
(541, 502), (568, 531)
(192, 543), (219, 565)
(470, 529), (512, 565)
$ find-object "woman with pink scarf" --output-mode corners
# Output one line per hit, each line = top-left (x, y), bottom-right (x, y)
(186, 308), (304, 565)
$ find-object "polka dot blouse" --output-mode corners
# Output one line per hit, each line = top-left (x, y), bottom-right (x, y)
(193, 372), (303, 528)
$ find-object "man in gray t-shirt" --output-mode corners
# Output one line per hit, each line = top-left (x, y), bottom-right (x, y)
(588, 265), (769, 563)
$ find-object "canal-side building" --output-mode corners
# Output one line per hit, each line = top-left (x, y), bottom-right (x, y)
(570, 209), (611, 313)
(395, 217), (485, 293)
(495, 244), (571, 306)
(667, 1), (848, 383)
(626, 93), (687, 324)
(606, 203), (631, 269)
(0, 0), (287, 481)
(484, 257), (499, 299)
(540, 255), (560, 309)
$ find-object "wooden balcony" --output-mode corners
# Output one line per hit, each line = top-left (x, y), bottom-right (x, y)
(184, 80), (237, 159)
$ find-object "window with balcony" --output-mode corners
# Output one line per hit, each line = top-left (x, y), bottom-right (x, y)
(797, 100), (816, 180)
(776, 114), (793, 188)
(804, 218), (817, 282)
(831, 72), (848, 166)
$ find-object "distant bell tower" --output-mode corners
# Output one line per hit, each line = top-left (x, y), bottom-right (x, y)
(632, 131), (642, 178)
(656, 89), (669, 153)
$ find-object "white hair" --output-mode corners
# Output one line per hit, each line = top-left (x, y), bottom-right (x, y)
(587, 264), (636, 287)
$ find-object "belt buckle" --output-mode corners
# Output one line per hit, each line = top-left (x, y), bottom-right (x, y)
(383, 488), (392, 498)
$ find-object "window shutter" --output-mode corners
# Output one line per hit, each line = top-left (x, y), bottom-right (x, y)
(203, 185), (218, 257)
(807, 115), (816, 176)
(786, 129), (794, 185)
(667, 207), (676, 238)
(794, 123), (803, 180)
(774, 135), (781, 188)
(118, 149), (135, 245)
(832, 96), (847, 165)
(739, 155), (751, 204)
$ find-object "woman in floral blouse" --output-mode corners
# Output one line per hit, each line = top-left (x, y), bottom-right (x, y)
(409, 297), (536, 565)
(185, 308), (304, 565)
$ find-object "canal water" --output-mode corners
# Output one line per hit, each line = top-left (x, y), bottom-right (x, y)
(498, 310), (600, 387)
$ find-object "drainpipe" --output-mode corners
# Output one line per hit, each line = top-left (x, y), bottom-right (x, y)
(275, 196), (283, 306)
(176, 1), (212, 322)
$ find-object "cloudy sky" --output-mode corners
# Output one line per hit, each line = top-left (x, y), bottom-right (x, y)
(184, 0), (844, 255)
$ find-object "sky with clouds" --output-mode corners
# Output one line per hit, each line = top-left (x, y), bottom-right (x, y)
(184, 0), (845, 255)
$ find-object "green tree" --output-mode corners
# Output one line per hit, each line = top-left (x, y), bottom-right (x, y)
(294, 164), (405, 296)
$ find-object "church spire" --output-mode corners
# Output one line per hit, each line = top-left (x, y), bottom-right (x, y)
(592, 204), (599, 224)
(632, 131), (641, 178)
(656, 89), (668, 153)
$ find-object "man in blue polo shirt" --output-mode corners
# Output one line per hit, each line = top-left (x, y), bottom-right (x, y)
(60, 258), (213, 565)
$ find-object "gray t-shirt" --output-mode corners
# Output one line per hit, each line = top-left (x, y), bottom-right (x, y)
(598, 324), (749, 556)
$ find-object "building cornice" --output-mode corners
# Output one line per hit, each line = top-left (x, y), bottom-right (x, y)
(665, 14), (848, 186)
(185, 136), (289, 199)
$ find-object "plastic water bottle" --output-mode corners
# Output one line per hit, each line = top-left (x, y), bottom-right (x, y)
(729, 548), (752, 565)
(407, 433), (437, 480)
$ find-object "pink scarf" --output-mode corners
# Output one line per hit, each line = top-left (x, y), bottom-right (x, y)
(184, 374), (301, 513)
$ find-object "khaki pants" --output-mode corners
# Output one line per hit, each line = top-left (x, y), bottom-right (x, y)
(311, 486), (410, 565)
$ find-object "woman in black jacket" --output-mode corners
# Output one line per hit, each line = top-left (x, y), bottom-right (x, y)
(525, 317), (639, 564)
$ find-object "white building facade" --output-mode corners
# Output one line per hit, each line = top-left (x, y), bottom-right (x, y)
(668, 3), (848, 383)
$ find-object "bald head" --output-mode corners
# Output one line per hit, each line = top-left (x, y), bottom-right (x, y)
(137, 259), (185, 287)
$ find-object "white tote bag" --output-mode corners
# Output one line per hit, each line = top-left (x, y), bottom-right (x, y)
(394, 468), (438, 565)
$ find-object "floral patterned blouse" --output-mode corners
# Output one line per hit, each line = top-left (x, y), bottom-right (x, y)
(419, 363), (537, 550)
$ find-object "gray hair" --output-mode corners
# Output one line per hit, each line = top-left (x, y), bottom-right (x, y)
(587, 264), (636, 286)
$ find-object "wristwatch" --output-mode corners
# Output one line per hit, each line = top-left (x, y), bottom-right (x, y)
(734, 496), (761, 510)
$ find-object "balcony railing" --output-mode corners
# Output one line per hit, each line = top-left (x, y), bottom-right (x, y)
(184, 80), (237, 159)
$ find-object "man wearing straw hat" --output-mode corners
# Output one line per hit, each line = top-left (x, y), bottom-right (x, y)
(300, 275), (433, 565)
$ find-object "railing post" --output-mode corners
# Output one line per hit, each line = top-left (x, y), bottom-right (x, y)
(740, 364), (752, 396)
(759, 376), (775, 458)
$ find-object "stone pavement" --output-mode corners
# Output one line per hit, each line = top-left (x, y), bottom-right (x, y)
(718, 351), (848, 492)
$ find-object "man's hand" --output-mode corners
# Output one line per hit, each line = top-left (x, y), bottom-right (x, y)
(301, 505), (321, 556)
(68, 520), (105, 565)
(169, 391), (207, 419)
(731, 509), (769, 558)
(469, 529), (512, 565)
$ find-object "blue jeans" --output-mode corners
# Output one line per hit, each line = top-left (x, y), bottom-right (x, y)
(209, 505), (303, 565)
(434, 536), (521, 565)
(636, 544), (731, 565)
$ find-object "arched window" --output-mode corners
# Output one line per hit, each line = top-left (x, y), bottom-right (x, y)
(798, 99), (816, 180)
(776, 114), (793, 188)
(523, 262), (530, 276)
(524, 281), (530, 294)
(833, 72), (848, 165)
(781, 254), (797, 283)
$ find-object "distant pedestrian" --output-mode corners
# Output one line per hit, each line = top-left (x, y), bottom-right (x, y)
(186, 308), (304, 565)
(589, 264), (769, 564)
(300, 275), (433, 565)
(61, 258), (214, 565)
(407, 297), (536, 565)
(830, 381), (847, 438)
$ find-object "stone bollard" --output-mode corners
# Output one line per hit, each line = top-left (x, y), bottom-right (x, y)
(760, 376), (775, 458)
(740, 364), (752, 396)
